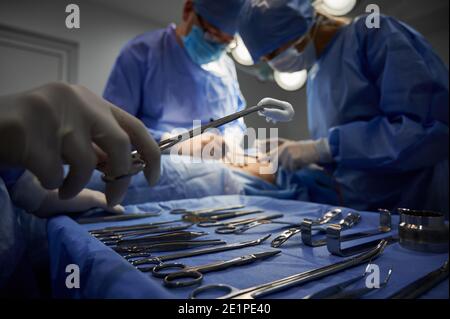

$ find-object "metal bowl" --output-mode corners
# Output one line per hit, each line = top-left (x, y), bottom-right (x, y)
(398, 208), (449, 253)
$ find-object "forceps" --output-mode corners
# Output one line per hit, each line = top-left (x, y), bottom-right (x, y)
(76, 212), (160, 224)
(203, 214), (284, 234)
(152, 251), (281, 288)
(99, 230), (207, 246)
(114, 239), (226, 254)
(169, 205), (245, 216)
(92, 223), (194, 242)
(190, 240), (388, 299)
(102, 101), (294, 182)
(182, 209), (263, 223)
(89, 220), (181, 236)
(230, 219), (302, 234)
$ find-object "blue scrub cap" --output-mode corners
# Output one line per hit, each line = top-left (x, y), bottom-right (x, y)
(239, 0), (315, 62)
(193, 0), (246, 36)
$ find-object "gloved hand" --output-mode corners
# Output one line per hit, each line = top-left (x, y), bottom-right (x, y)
(11, 170), (124, 218)
(268, 138), (333, 172)
(257, 98), (295, 124)
(0, 82), (161, 206)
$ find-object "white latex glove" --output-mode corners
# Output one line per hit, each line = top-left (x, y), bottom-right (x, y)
(257, 98), (295, 124)
(0, 82), (161, 206)
(268, 138), (333, 172)
(11, 170), (123, 218)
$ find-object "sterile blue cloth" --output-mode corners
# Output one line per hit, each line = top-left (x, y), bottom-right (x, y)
(0, 178), (47, 297)
(194, 0), (246, 36)
(103, 24), (246, 142)
(47, 195), (449, 299)
(239, 0), (315, 62)
(307, 15), (449, 214)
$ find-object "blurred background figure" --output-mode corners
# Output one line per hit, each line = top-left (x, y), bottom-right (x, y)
(103, 0), (247, 156)
(239, 0), (449, 213)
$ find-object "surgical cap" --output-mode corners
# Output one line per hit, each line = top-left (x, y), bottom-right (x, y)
(194, 0), (246, 36)
(239, 0), (315, 62)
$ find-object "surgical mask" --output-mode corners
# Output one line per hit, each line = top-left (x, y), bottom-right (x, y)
(183, 25), (227, 66)
(268, 17), (323, 73)
(268, 39), (317, 73)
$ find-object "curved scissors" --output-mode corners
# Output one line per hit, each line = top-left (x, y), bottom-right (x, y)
(152, 251), (281, 288)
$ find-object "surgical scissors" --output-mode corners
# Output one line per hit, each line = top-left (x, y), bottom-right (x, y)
(190, 240), (388, 299)
(132, 235), (271, 271)
(101, 101), (294, 182)
(152, 251), (281, 288)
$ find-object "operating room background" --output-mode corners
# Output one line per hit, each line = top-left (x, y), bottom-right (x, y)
(0, 0), (448, 140)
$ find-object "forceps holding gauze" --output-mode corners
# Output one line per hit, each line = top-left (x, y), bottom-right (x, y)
(100, 100), (295, 182)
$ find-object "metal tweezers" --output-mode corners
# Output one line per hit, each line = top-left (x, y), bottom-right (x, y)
(99, 230), (208, 246)
(89, 220), (181, 236)
(388, 260), (449, 299)
(76, 212), (160, 224)
(304, 264), (393, 299)
(113, 239), (226, 254)
(91, 223), (194, 240)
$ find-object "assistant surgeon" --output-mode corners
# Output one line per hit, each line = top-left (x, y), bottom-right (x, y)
(239, 0), (449, 213)
(104, 0), (247, 154)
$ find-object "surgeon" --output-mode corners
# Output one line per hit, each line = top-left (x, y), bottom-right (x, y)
(104, 0), (247, 156)
(239, 0), (449, 213)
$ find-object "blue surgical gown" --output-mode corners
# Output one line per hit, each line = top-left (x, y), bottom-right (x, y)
(0, 173), (47, 296)
(307, 15), (449, 213)
(103, 24), (246, 141)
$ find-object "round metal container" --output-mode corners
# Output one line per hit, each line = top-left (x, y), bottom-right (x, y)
(398, 208), (449, 253)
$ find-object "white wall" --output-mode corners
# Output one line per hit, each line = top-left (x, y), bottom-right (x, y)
(0, 0), (158, 96)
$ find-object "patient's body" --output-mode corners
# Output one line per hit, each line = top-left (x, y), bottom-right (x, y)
(87, 153), (335, 207)
(226, 156), (276, 184)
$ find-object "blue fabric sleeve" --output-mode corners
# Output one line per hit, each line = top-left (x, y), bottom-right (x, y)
(220, 61), (247, 137)
(103, 42), (164, 141)
(329, 17), (449, 172)
(0, 168), (24, 192)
